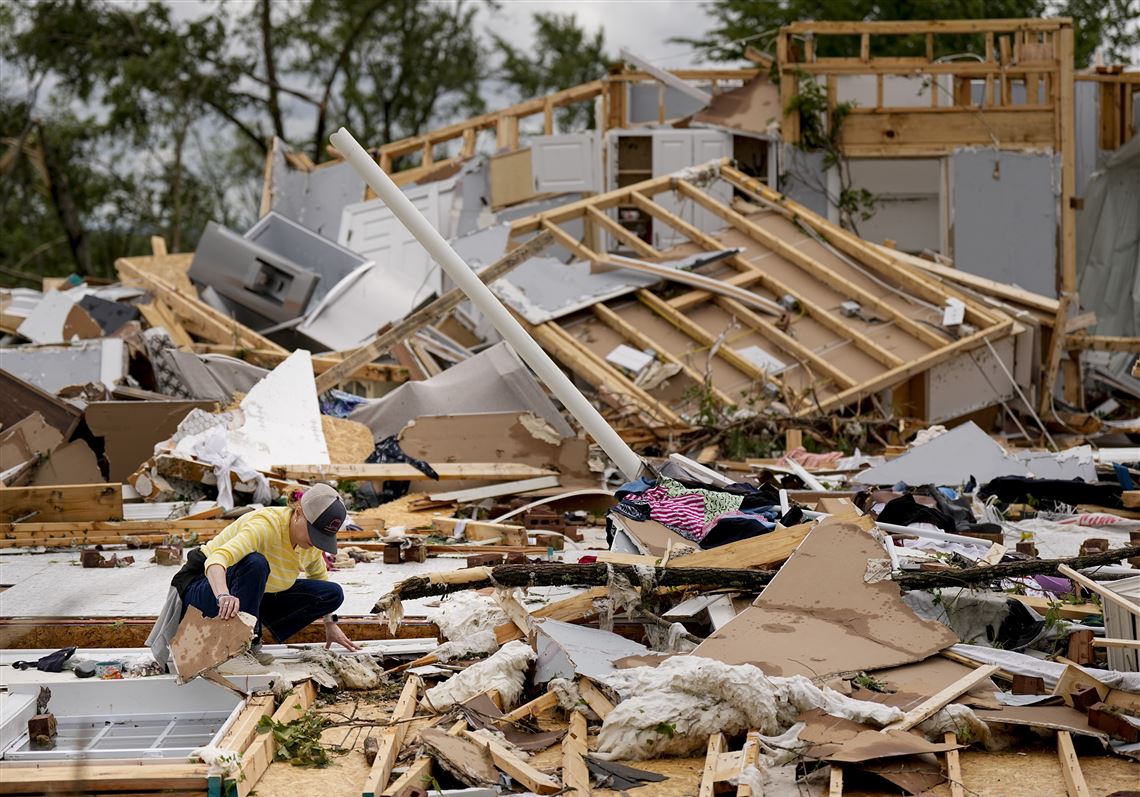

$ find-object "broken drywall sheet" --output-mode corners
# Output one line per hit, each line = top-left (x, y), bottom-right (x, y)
(951, 149), (1059, 298)
(171, 350), (327, 482)
(1, 339), (127, 394)
(1016, 445), (1097, 481)
(267, 137), (366, 239)
(796, 712), (960, 764)
(420, 728), (499, 787)
(0, 412), (64, 474)
(170, 605), (256, 683)
(534, 620), (651, 684)
(852, 421), (1032, 487)
(690, 74), (781, 135)
(87, 400), (216, 482)
(16, 290), (102, 344)
(225, 349), (328, 472)
(30, 439), (102, 486)
(691, 520), (958, 678)
(397, 411), (593, 486)
(350, 342), (574, 441)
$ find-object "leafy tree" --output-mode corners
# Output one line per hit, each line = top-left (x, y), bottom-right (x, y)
(0, 0), (495, 278)
(676, 0), (1138, 66)
(493, 12), (610, 129)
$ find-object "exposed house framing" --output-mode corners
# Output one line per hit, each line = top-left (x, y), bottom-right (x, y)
(506, 160), (1015, 427)
(775, 19), (1079, 410)
(352, 67), (759, 186)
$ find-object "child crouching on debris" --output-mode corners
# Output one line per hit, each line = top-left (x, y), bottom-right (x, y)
(147, 483), (360, 670)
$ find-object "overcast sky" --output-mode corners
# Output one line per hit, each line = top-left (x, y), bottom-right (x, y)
(161, 0), (724, 68)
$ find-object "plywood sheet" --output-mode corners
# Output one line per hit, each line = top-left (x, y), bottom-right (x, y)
(490, 148), (536, 208)
(692, 519), (958, 677)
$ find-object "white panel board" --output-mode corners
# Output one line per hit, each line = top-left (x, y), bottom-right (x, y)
(531, 133), (600, 193)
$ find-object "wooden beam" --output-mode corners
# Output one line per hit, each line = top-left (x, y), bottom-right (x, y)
(138, 299), (194, 348)
(736, 733), (761, 797)
(510, 175), (674, 235)
(698, 733), (726, 797)
(0, 483), (122, 523)
(629, 191), (905, 370)
(714, 297), (857, 390)
(719, 165), (1000, 328)
(216, 694), (275, 757)
(885, 665), (1000, 731)
(1092, 638), (1140, 650)
(116, 259), (287, 354)
(562, 711), (590, 797)
(233, 681), (317, 797)
(585, 206), (656, 257)
(314, 229), (555, 391)
(675, 180), (949, 349)
(0, 763), (208, 795)
(462, 730), (561, 794)
(191, 345), (409, 383)
(783, 19), (1065, 34)
(273, 463), (558, 482)
(362, 675), (422, 797)
(500, 691), (560, 725)
(943, 732), (965, 797)
(828, 765), (844, 797)
(670, 522), (809, 570)
(1057, 731), (1091, 797)
(591, 303), (736, 407)
(637, 289), (775, 388)
(542, 219), (600, 262)
(1057, 565), (1140, 619)
(529, 321), (687, 427)
(577, 677), (615, 720)
(806, 317), (1014, 416)
(1065, 334), (1140, 353)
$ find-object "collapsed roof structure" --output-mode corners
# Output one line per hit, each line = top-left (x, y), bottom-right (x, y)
(1, 15), (1139, 797)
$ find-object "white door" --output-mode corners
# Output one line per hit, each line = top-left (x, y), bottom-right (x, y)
(691, 130), (733, 235)
(531, 133), (600, 194)
(651, 131), (698, 249)
(338, 183), (448, 321)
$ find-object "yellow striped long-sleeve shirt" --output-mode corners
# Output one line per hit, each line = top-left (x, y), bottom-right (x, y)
(201, 506), (327, 593)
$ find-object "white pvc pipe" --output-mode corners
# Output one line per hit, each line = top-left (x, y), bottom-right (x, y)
(330, 128), (643, 481)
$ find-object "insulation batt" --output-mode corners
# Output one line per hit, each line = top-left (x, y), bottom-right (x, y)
(427, 592), (509, 639)
(596, 656), (905, 759)
(423, 640), (534, 711)
(433, 629), (498, 662)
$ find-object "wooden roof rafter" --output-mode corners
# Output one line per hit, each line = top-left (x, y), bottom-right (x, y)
(507, 161), (1018, 421)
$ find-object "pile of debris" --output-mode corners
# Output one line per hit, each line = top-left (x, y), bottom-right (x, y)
(2, 46), (1139, 797)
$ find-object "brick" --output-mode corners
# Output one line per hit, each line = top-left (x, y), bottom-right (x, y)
(1012, 674), (1046, 695)
(1087, 703), (1140, 743)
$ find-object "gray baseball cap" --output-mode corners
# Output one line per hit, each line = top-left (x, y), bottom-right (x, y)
(299, 483), (346, 554)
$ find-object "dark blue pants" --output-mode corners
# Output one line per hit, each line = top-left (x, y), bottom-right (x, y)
(183, 553), (344, 643)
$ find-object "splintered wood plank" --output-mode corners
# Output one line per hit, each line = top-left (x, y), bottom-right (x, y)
(234, 681), (317, 797)
(577, 677), (616, 720)
(736, 733), (761, 797)
(562, 711), (590, 797)
(0, 483), (122, 523)
(828, 765), (843, 797)
(944, 731), (965, 797)
(886, 665), (1000, 731)
(1057, 731), (1091, 797)
(274, 463), (558, 481)
(698, 733), (726, 797)
(216, 695), (275, 756)
(1057, 564), (1140, 619)
(495, 587), (608, 645)
(500, 691), (559, 725)
(382, 718), (467, 797)
(362, 675), (422, 797)
(462, 730), (561, 794)
(668, 522), (810, 570)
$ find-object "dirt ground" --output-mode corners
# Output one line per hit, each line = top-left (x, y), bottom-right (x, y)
(254, 693), (1139, 797)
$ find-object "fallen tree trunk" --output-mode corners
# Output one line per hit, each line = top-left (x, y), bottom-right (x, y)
(892, 545), (1140, 591)
(373, 545), (1140, 610)
(374, 563), (777, 608)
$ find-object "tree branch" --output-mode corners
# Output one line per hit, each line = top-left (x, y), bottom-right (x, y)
(259, 0), (284, 139)
(892, 545), (1140, 591)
